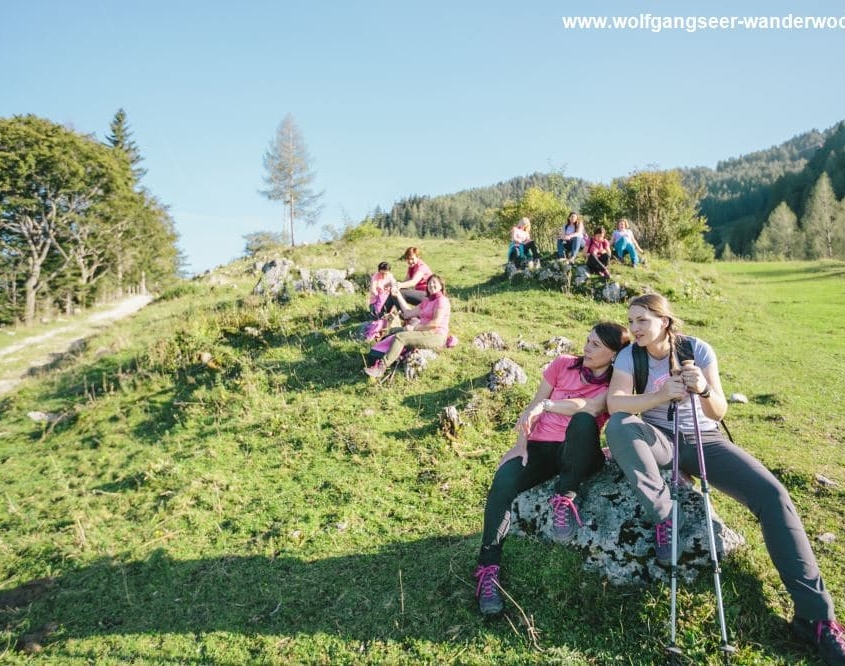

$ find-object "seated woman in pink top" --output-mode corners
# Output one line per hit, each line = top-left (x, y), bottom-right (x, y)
(368, 261), (397, 318)
(364, 274), (451, 378)
(393, 246), (433, 305)
(586, 227), (612, 278)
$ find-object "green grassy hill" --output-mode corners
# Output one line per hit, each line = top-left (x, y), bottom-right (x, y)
(1, 238), (843, 665)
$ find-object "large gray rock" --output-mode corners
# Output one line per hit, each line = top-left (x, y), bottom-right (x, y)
(294, 267), (356, 295)
(252, 259), (294, 295)
(509, 460), (745, 585)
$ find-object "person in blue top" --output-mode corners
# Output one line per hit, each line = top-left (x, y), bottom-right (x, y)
(604, 293), (845, 665)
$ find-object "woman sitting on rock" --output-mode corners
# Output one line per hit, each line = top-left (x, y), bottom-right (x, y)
(364, 274), (451, 379)
(473, 322), (630, 617)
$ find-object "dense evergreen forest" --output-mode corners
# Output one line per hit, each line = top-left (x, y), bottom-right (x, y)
(368, 173), (593, 239)
(681, 122), (845, 255)
(371, 121), (845, 260)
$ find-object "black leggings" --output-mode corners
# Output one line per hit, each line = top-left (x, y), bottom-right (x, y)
(587, 252), (610, 275)
(478, 412), (604, 565)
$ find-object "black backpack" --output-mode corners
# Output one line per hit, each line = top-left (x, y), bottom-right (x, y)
(630, 335), (734, 440)
(631, 335), (694, 396)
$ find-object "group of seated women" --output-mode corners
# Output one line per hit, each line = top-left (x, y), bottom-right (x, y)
(509, 213), (644, 278)
(363, 247), (451, 379)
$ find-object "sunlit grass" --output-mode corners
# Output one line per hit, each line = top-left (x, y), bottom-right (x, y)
(1, 241), (843, 665)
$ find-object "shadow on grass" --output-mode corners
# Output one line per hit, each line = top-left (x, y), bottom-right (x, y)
(0, 534), (817, 663)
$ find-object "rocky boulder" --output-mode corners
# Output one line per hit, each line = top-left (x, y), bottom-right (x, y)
(509, 460), (745, 585)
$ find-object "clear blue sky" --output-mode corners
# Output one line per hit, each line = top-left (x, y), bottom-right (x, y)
(3, 0), (843, 274)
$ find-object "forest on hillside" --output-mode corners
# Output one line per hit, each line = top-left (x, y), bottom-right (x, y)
(370, 121), (845, 260)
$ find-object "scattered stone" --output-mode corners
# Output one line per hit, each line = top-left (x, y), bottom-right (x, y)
(440, 405), (463, 440)
(404, 349), (438, 380)
(601, 281), (626, 303)
(26, 411), (62, 423)
(197, 352), (221, 371)
(15, 622), (58, 655)
(516, 338), (540, 352)
(488, 358), (527, 392)
(573, 265), (590, 286)
(543, 337), (573, 356)
(292, 268), (355, 296)
(815, 474), (837, 487)
(509, 462), (745, 585)
(473, 332), (508, 351)
(818, 532), (836, 544)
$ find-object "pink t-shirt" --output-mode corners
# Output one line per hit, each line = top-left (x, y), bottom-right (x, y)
(528, 355), (610, 442)
(369, 271), (395, 306)
(407, 260), (432, 291)
(417, 292), (451, 335)
(587, 236), (610, 255)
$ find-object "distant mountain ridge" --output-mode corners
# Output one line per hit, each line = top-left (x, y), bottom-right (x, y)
(371, 120), (845, 256)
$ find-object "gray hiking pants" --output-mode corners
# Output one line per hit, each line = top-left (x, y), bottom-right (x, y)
(605, 411), (835, 621)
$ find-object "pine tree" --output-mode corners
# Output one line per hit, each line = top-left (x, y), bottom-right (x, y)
(260, 114), (324, 246)
(106, 108), (147, 183)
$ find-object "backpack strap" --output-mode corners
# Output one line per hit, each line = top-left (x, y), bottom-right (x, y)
(632, 335), (694, 395)
(630, 335), (735, 442)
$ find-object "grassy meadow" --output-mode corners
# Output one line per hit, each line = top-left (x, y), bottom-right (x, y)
(1, 237), (843, 665)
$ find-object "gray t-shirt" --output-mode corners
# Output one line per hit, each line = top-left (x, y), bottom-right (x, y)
(613, 337), (720, 434)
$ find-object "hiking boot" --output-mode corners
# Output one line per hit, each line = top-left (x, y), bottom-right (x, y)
(548, 494), (582, 543)
(791, 617), (845, 665)
(364, 360), (386, 378)
(474, 564), (503, 617)
(654, 510), (683, 566)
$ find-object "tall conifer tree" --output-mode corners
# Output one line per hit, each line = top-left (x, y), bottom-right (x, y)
(260, 114), (324, 246)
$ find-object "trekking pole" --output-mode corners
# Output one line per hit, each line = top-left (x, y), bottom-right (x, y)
(683, 360), (736, 661)
(665, 393), (683, 662)
(663, 349), (684, 661)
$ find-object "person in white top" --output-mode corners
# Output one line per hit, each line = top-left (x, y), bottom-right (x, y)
(610, 218), (644, 267)
(509, 217), (541, 265)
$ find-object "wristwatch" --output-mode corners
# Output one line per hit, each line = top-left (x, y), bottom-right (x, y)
(542, 399), (554, 411)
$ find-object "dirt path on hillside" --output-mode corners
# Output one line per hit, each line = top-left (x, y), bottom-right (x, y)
(0, 294), (153, 396)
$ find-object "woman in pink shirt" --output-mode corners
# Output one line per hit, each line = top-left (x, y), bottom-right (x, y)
(364, 274), (451, 378)
(586, 227), (612, 278)
(473, 322), (630, 616)
(394, 247), (433, 305)
(368, 261), (396, 318)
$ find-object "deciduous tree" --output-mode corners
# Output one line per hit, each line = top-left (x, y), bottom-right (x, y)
(494, 187), (568, 255)
(752, 202), (798, 259)
(801, 173), (842, 259)
(0, 115), (125, 324)
(622, 170), (712, 261)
